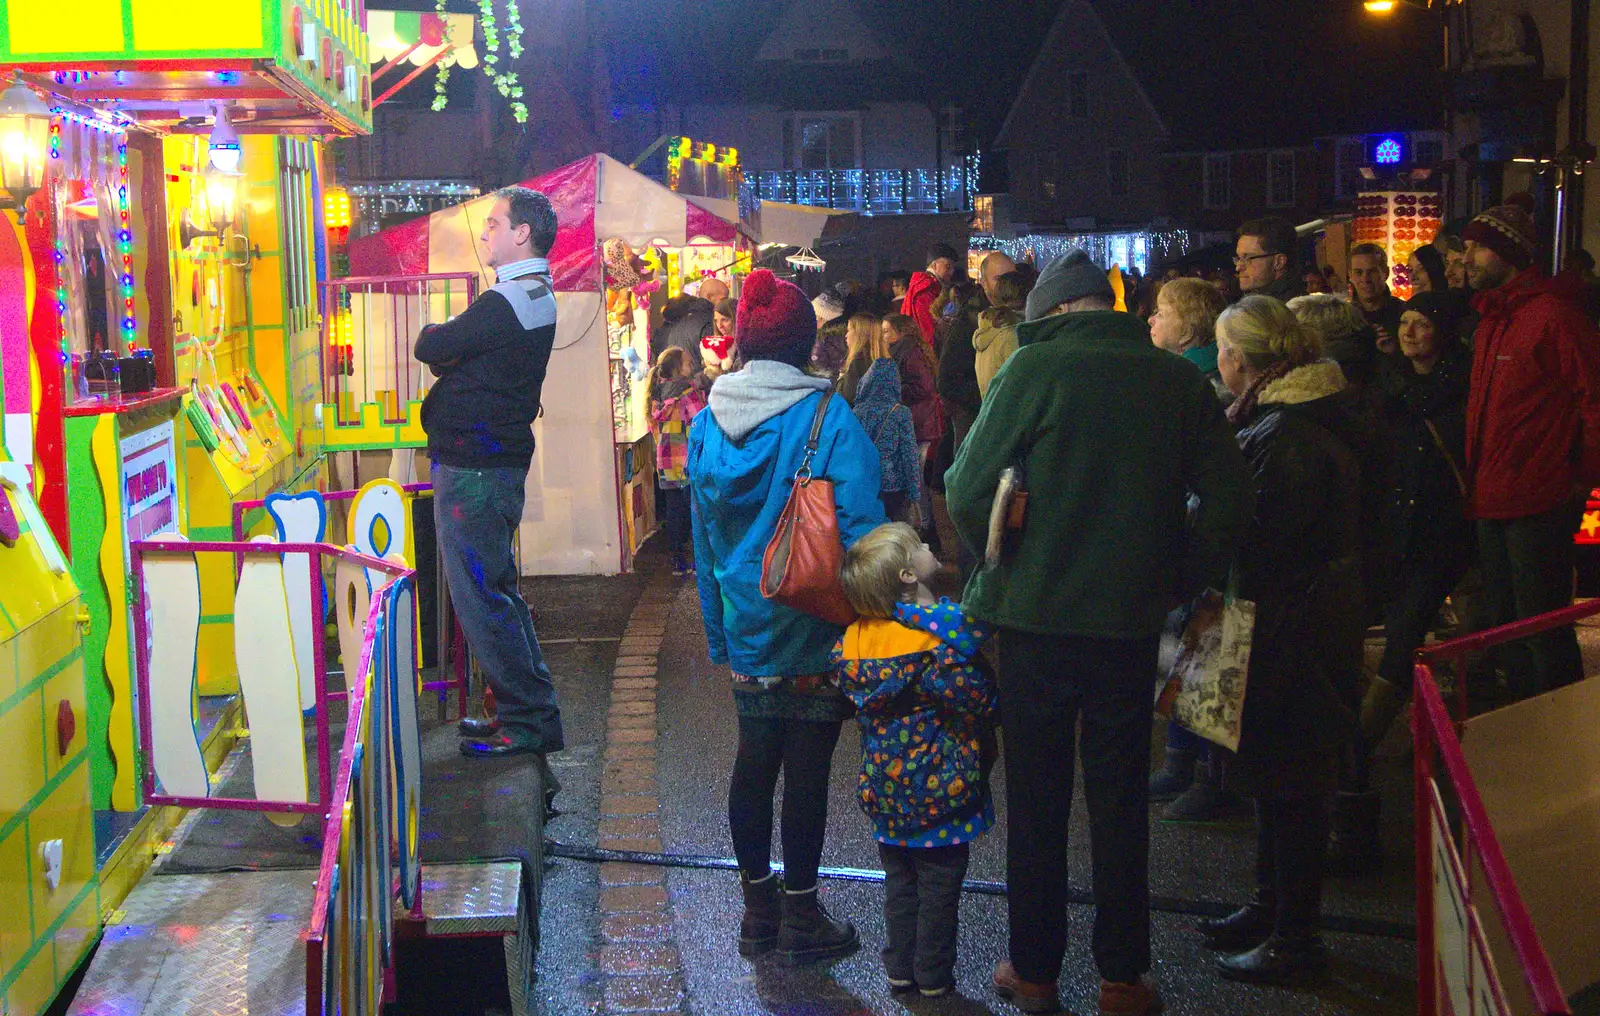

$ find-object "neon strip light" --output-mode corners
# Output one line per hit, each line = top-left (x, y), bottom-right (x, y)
(48, 110), (137, 354)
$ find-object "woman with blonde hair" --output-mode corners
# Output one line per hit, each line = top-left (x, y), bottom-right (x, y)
(1149, 277), (1231, 403)
(835, 313), (886, 404)
(1201, 295), (1365, 985)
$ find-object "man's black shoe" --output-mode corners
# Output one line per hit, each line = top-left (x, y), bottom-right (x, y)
(460, 733), (539, 758)
(458, 715), (500, 738)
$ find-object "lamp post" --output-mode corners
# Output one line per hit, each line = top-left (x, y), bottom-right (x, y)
(0, 81), (52, 223)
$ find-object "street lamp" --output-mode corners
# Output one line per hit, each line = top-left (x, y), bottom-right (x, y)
(1364, 1), (1398, 12)
(0, 82), (52, 222)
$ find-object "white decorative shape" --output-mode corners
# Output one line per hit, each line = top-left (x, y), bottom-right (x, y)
(266, 491), (327, 711)
(144, 533), (208, 798)
(349, 478), (409, 563)
(334, 549), (374, 692)
(235, 535), (309, 808)
(301, 21), (318, 63)
(39, 839), (62, 890)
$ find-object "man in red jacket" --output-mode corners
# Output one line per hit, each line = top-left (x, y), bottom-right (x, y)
(901, 242), (962, 344)
(1463, 202), (1600, 695)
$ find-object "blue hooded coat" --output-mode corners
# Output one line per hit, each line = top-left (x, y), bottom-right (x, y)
(851, 359), (922, 501)
(688, 361), (887, 715)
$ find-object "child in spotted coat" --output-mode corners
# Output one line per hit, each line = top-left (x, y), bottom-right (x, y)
(832, 522), (997, 998)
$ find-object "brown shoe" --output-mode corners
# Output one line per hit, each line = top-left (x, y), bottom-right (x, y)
(1099, 979), (1163, 1016)
(992, 960), (1062, 1014)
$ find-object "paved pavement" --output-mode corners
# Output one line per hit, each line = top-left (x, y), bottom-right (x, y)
(515, 544), (1430, 1016)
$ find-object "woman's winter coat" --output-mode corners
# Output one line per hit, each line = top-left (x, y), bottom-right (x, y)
(832, 599), (996, 847)
(1229, 360), (1365, 798)
(890, 334), (941, 443)
(851, 358), (921, 500)
(650, 377), (706, 486)
(687, 361), (887, 684)
(1385, 343), (1474, 567)
(972, 309), (1021, 398)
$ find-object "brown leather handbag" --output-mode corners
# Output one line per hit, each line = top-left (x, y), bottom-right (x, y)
(760, 391), (858, 625)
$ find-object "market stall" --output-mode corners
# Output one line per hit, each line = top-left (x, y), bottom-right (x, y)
(0, 2), (369, 1009)
(347, 153), (748, 575)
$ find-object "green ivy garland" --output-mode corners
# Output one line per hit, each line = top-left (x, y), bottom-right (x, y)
(431, 0), (526, 123)
(431, 0), (451, 110)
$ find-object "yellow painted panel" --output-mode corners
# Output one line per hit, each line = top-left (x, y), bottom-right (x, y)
(8, 0), (124, 53)
(195, 623), (238, 696)
(2, 641), (17, 699)
(52, 883), (99, 987)
(7, 946), (57, 1016)
(42, 656), (88, 783)
(30, 763), (95, 935)
(0, 488), (79, 633)
(131, 0), (265, 50)
(0, 823), (29, 977)
(0, 687), (44, 815)
(91, 417), (135, 813)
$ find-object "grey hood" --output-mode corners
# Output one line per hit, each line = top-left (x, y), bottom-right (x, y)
(708, 360), (833, 442)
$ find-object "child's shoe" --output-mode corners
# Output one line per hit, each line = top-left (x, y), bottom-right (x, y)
(919, 983), (955, 998)
(888, 977), (917, 994)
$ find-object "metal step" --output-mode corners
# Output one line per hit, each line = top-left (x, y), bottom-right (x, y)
(67, 862), (529, 1016)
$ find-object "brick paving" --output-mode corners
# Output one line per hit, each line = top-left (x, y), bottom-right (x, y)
(594, 577), (686, 1015)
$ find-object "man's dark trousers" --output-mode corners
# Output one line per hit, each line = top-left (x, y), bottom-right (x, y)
(996, 628), (1155, 985)
(1476, 495), (1586, 696)
(434, 462), (564, 751)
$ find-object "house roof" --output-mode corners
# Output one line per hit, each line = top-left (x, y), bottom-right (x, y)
(1089, 0), (1444, 151)
(604, 0), (1061, 132)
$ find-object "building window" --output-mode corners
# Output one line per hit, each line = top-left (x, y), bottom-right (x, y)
(1203, 153), (1231, 210)
(1107, 148), (1129, 197)
(1415, 136), (1445, 166)
(783, 114), (859, 170)
(1268, 150), (1296, 207)
(1068, 71), (1089, 118)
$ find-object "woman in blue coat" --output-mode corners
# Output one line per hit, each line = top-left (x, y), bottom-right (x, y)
(687, 269), (887, 966)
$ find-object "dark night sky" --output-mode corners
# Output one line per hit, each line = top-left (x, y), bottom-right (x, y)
(404, 0), (1441, 148)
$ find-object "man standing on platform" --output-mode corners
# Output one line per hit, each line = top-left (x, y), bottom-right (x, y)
(414, 186), (566, 788)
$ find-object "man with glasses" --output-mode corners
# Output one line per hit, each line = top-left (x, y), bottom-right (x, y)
(1234, 217), (1304, 303)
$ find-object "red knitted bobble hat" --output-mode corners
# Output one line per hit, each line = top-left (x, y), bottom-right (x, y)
(735, 269), (817, 365)
(1462, 203), (1536, 271)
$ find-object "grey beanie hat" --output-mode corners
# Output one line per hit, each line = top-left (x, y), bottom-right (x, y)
(1024, 249), (1115, 321)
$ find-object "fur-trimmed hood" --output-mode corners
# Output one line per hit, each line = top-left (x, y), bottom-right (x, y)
(1256, 360), (1347, 407)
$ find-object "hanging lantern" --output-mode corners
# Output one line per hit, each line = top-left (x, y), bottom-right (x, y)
(785, 246), (826, 272)
(0, 82), (52, 222)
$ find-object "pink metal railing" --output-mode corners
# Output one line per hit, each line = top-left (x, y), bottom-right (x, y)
(130, 539), (412, 816)
(1412, 603), (1596, 1016)
(230, 484), (470, 718)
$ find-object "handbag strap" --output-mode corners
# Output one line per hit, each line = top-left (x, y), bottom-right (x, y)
(795, 391), (833, 482)
(1423, 418), (1468, 499)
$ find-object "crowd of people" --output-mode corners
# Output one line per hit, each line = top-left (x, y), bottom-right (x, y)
(645, 199), (1600, 1014)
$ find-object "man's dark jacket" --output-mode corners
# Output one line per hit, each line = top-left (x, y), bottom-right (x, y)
(415, 274), (557, 469)
(945, 310), (1253, 638)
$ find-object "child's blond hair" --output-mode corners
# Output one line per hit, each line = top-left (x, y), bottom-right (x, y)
(840, 522), (922, 619)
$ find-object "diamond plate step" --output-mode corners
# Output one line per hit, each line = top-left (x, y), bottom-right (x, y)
(67, 870), (313, 1016)
(407, 861), (532, 1016)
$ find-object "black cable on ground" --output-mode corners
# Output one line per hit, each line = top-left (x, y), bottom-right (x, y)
(544, 839), (1415, 942)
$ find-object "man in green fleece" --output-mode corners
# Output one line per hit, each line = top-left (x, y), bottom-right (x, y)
(950, 250), (1252, 1016)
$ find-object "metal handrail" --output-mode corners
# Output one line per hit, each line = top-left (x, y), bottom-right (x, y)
(1409, 600), (1600, 1016)
(131, 539), (413, 816)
